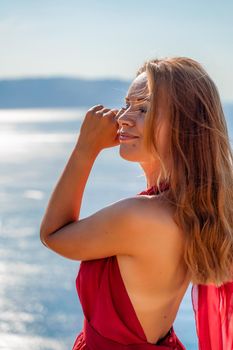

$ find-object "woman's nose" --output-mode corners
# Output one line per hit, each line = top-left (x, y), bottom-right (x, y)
(117, 109), (135, 126)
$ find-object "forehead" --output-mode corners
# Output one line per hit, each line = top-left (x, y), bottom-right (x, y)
(126, 72), (149, 101)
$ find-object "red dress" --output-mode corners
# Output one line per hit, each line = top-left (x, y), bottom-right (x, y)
(72, 184), (186, 349)
(192, 282), (233, 350)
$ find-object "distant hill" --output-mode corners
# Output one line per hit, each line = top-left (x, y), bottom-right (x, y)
(0, 77), (232, 114)
(0, 77), (130, 109)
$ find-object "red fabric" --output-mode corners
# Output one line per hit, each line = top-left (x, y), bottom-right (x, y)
(192, 282), (233, 350)
(72, 184), (186, 349)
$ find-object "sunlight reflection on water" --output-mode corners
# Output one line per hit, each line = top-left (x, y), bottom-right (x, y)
(0, 333), (66, 350)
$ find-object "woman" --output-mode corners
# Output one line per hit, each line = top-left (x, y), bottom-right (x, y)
(40, 57), (233, 350)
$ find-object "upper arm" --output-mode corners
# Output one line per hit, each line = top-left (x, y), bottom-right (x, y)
(40, 196), (142, 260)
(40, 195), (168, 261)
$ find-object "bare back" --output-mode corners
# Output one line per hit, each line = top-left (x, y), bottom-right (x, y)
(116, 194), (191, 344)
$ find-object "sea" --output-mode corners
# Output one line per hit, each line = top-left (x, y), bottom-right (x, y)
(0, 105), (232, 350)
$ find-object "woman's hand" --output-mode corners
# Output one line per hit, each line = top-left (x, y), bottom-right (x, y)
(76, 104), (120, 155)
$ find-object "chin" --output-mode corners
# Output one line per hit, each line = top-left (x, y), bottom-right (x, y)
(119, 147), (142, 162)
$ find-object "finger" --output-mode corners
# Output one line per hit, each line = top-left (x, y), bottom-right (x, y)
(88, 104), (104, 112)
(112, 109), (119, 119)
(103, 109), (119, 116)
(96, 107), (110, 114)
(111, 109), (119, 114)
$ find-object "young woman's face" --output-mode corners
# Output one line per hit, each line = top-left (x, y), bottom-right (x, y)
(117, 72), (169, 164)
(116, 72), (150, 162)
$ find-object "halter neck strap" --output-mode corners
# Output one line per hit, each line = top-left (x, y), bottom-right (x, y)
(139, 182), (170, 196)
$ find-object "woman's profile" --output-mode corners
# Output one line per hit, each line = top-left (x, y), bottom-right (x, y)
(40, 57), (233, 349)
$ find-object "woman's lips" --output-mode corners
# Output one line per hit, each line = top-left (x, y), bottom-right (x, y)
(119, 134), (139, 141)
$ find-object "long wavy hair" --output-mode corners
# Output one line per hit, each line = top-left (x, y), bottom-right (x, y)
(136, 57), (233, 286)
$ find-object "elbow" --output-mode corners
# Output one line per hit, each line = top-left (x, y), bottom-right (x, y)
(39, 222), (59, 248)
(39, 223), (50, 247)
(40, 229), (48, 247)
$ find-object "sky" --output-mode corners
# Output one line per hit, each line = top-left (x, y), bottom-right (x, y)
(0, 0), (233, 102)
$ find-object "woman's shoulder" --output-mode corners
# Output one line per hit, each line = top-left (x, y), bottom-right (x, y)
(121, 193), (184, 250)
(124, 192), (177, 229)
(119, 194), (187, 280)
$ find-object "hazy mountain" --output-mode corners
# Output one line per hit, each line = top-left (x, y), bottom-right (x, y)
(0, 77), (130, 109)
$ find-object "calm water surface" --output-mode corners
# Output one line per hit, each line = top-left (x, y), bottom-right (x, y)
(0, 106), (232, 350)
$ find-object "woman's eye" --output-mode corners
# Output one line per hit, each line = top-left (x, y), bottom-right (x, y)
(120, 104), (147, 113)
(139, 107), (147, 114)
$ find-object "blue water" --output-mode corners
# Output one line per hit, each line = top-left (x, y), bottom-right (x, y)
(0, 106), (232, 350)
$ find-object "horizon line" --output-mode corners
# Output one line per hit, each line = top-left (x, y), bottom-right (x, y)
(0, 74), (131, 82)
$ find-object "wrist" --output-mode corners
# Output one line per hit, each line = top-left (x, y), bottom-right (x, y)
(73, 141), (101, 160)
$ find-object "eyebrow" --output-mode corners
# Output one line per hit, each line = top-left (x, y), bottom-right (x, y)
(125, 96), (150, 102)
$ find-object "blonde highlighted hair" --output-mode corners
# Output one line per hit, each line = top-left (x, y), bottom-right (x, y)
(137, 57), (233, 286)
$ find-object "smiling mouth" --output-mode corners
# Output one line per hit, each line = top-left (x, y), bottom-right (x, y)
(119, 135), (139, 141)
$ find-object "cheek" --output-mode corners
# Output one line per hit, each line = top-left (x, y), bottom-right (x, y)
(137, 118), (145, 135)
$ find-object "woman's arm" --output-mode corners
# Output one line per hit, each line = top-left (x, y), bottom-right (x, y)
(40, 104), (120, 247)
(40, 145), (98, 244)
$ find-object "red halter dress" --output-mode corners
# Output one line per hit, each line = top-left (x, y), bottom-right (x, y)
(192, 277), (233, 349)
(72, 183), (186, 349)
(72, 184), (233, 349)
